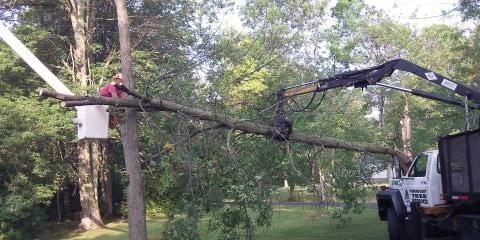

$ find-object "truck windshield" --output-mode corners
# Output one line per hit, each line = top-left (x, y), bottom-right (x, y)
(408, 154), (428, 177)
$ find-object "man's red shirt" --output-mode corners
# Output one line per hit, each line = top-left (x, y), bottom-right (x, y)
(99, 83), (124, 98)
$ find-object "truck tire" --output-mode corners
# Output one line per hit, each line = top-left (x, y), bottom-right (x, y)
(387, 207), (404, 240)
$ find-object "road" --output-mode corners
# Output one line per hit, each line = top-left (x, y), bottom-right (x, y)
(271, 202), (377, 209)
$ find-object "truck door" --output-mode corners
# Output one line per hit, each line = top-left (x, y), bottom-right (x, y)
(401, 154), (430, 209)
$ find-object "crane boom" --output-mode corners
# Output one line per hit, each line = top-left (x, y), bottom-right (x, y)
(279, 59), (480, 106)
(274, 59), (480, 140)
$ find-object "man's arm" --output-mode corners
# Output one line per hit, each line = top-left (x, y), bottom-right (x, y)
(110, 84), (122, 98)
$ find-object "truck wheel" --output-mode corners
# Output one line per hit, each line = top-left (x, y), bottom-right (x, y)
(387, 208), (404, 240)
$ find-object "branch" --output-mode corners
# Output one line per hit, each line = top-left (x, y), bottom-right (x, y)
(40, 89), (407, 158)
(61, 100), (159, 112)
(142, 124), (225, 165)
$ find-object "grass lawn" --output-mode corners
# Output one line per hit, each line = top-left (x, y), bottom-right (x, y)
(270, 186), (381, 203)
(37, 206), (387, 240)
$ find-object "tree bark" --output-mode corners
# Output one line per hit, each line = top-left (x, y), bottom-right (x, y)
(114, 0), (147, 239)
(77, 139), (104, 230)
(66, 0), (104, 229)
(379, 89), (393, 180)
(99, 140), (113, 218)
(318, 166), (326, 201)
(401, 95), (412, 158)
(330, 148), (336, 201)
(67, 0), (89, 86)
(56, 189), (62, 221)
(288, 183), (296, 201)
(63, 185), (71, 218)
(101, 169), (114, 218)
(40, 89), (408, 159)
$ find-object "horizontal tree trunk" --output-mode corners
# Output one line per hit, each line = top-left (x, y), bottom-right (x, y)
(39, 89), (407, 158)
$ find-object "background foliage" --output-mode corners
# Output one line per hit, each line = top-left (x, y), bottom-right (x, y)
(1, 0), (480, 239)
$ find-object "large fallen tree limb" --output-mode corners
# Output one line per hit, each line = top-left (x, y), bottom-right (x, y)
(40, 89), (407, 158)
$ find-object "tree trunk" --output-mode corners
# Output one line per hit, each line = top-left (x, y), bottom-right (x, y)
(40, 89), (408, 160)
(401, 96), (412, 158)
(311, 158), (322, 201)
(86, 0), (96, 78)
(56, 189), (62, 222)
(101, 169), (114, 218)
(63, 186), (71, 218)
(330, 148), (336, 201)
(310, 147), (324, 201)
(379, 89), (393, 181)
(114, 0), (147, 239)
(318, 166), (326, 201)
(386, 163), (392, 181)
(77, 139), (104, 230)
(67, 0), (104, 229)
(100, 141), (113, 218)
(378, 89), (386, 129)
(67, 0), (89, 86)
(288, 183), (296, 202)
(99, 140), (113, 218)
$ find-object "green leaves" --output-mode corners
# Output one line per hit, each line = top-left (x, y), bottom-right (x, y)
(0, 96), (74, 238)
(458, 0), (480, 20)
(0, 174), (48, 239)
(227, 57), (269, 108)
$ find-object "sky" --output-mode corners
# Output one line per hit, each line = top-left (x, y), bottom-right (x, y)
(364, 0), (471, 30)
(219, 0), (472, 31)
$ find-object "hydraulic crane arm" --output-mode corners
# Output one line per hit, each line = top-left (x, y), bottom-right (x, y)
(273, 59), (480, 141)
(278, 59), (480, 107)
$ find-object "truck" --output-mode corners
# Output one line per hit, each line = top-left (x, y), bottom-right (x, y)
(274, 59), (480, 239)
(378, 130), (480, 240)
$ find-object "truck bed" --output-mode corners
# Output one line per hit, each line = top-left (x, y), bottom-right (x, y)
(439, 129), (480, 203)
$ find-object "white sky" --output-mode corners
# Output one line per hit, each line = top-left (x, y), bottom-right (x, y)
(365, 0), (472, 30)
(219, 0), (472, 31)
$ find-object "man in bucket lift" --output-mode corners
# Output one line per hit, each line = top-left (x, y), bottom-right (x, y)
(99, 72), (125, 128)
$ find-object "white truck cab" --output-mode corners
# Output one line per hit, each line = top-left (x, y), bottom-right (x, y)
(378, 130), (480, 240)
(389, 150), (444, 212)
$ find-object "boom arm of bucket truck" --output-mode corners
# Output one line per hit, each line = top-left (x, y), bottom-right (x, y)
(0, 22), (109, 139)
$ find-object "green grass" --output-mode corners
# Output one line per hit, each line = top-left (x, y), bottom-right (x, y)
(38, 207), (387, 240)
(270, 187), (321, 202)
(270, 187), (380, 203)
(256, 206), (387, 240)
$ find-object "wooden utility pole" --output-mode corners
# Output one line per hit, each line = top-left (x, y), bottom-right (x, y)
(113, 0), (147, 239)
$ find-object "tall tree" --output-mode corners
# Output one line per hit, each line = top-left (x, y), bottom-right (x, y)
(356, 10), (413, 172)
(114, 0), (147, 239)
(67, 0), (95, 87)
(0, 0), (107, 233)
(76, 139), (104, 229)
(400, 96), (412, 157)
(65, 0), (105, 230)
(0, 0), (111, 230)
(458, 0), (480, 21)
